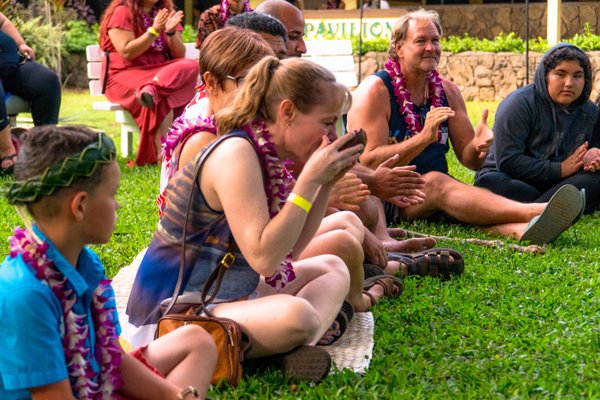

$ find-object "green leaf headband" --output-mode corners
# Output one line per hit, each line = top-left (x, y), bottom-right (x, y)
(3, 132), (116, 205)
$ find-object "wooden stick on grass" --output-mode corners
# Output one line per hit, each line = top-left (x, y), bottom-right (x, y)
(389, 228), (545, 255)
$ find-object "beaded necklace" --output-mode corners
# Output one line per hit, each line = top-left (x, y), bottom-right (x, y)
(384, 57), (445, 141)
(243, 119), (296, 290)
(9, 228), (122, 399)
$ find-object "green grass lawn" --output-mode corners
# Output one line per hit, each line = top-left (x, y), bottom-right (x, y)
(1, 90), (599, 398)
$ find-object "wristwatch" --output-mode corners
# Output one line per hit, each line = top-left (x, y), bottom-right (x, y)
(176, 386), (199, 399)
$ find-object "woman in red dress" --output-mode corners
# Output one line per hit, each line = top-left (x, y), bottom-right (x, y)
(99, 0), (199, 166)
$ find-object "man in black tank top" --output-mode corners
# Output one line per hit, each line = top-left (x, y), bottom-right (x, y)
(345, 9), (584, 245)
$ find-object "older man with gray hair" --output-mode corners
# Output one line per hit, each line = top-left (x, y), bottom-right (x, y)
(346, 9), (584, 244)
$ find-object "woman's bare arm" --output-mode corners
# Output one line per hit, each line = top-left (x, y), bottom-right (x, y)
(201, 136), (358, 277)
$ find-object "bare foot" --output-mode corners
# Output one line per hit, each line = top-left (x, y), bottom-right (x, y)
(382, 237), (436, 253)
(387, 227), (407, 238)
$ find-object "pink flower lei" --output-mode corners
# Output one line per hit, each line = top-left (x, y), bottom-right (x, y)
(9, 228), (122, 399)
(384, 57), (445, 141)
(157, 113), (217, 215)
(162, 113), (217, 169)
(219, 0), (252, 25)
(242, 119), (296, 290)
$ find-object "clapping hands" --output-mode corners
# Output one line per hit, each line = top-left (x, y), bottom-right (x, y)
(371, 155), (426, 207)
(152, 9), (183, 33)
(421, 106), (454, 143)
(329, 172), (370, 211)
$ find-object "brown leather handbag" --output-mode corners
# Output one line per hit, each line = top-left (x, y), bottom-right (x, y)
(155, 133), (252, 387)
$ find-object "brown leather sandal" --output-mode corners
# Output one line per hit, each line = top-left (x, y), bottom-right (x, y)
(363, 274), (404, 300)
(388, 248), (464, 279)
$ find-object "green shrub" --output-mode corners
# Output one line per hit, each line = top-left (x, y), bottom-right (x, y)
(63, 21), (98, 53)
(182, 24), (196, 43)
(527, 37), (549, 53)
(351, 36), (389, 55)
(569, 23), (600, 51)
(441, 32), (525, 53)
(442, 34), (477, 53)
(12, 16), (63, 71)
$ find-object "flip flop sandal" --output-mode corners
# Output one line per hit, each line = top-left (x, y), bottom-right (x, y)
(572, 188), (586, 225)
(388, 248), (465, 279)
(363, 274), (404, 299)
(317, 300), (354, 346)
(521, 184), (583, 245)
(363, 263), (386, 280)
(0, 153), (17, 176)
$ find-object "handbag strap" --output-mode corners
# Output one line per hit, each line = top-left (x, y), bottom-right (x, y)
(163, 131), (249, 317)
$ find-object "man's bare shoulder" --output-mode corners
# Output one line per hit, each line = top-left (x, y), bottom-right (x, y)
(440, 76), (467, 109)
(352, 75), (389, 106)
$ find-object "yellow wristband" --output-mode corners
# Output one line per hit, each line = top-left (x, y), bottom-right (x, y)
(287, 193), (312, 213)
(147, 27), (160, 37)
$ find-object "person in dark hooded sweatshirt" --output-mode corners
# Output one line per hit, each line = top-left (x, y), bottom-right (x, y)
(475, 43), (600, 213)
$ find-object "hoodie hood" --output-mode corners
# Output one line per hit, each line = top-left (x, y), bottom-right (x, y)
(534, 43), (593, 110)
(477, 43), (598, 185)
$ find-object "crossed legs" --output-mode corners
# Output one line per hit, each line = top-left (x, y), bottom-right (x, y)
(120, 325), (217, 399)
(211, 254), (350, 358)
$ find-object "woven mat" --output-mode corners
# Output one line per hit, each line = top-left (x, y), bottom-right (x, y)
(112, 248), (146, 316)
(112, 248), (374, 374)
(323, 311), (374, 374)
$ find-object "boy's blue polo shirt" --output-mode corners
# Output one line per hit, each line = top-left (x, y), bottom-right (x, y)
(0, 226), (120, 399)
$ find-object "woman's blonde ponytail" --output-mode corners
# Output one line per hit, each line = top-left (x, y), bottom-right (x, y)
(217, 56), (281, 136)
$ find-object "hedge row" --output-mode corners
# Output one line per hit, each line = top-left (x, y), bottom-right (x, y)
(353, 24), (600, 55)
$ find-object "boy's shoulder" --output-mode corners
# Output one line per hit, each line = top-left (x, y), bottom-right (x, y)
(0, 255), (62, 316)
(0, 255), (49, 292)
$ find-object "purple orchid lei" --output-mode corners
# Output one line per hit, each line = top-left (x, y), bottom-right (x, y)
(384, 57), (445, 141)
(162, 113), (217, 174)
(243, 118), (296, 290)
(142, 6), (165, 52)
(9, 228), (122, 399)
(219, 0), (252, 25)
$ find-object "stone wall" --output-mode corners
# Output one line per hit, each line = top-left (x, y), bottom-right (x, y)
(430, 3), (600, 39)
(356, 51), (600, 102)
